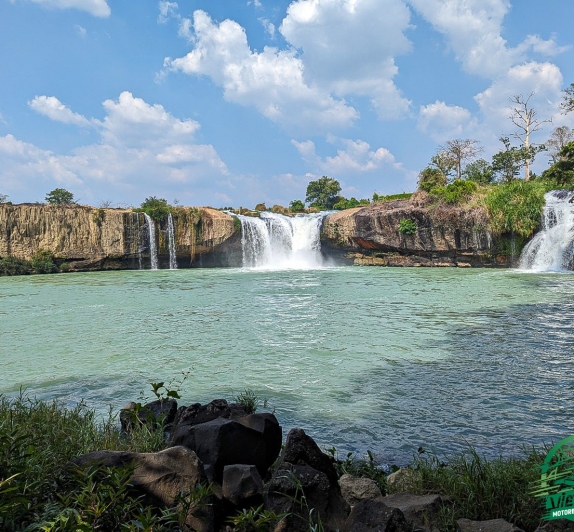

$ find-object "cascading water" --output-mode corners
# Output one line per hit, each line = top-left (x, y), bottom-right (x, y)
(519, 190), (574, 271)
(167, 213), (178, 270)
(143, 213), (159, 270)
(238, 212), (327, 269)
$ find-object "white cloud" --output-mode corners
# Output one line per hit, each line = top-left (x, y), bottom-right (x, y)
(19, 0), (110, 17)
(164, 10), (358, 133)
(292, 136), (400, 175)
(279, 0), (412, 119)
(158, 1), (179, 23)
(3, 93), (229, 204)
(29, 96), (92, 127)
(74, 24), (87, 38)
(259, 18), (275, 38)
(417, 100), (476, 141)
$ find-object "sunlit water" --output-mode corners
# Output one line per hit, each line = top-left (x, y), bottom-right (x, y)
(2, 267), (574, 464)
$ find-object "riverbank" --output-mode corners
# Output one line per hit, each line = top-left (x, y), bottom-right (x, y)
(0, 391), (547, 532)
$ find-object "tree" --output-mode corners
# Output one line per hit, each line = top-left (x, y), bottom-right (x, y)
(45, 188), (75, 205)
(542, 141), (574, 186)
(305, 176), (342, 210)
(430, 150), (456, 181)
(138, 196), (170, 222)
(417, 167), (447, 192)
(440, 139), (483, 180)
(508, 93), (551, 180)
(462, 158), (494, 185)
(0, 193), (8, 204)
(289, 199), (305, 213)
(561, 83), (574, 114)
(546, 126), (574, 163)
(491, 137), (533, 183)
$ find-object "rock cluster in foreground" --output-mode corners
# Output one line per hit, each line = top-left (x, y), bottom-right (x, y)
(75, 397), (550, 532)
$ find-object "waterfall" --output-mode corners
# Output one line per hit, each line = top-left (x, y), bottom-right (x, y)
(519, 190), (574, 271)
(167, 213), (178, 270)
(136, 212), (143, 270)
(144, 213), (159, 270)
(238, 212), (327, 269)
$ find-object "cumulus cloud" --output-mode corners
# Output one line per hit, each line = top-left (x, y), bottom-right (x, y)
(279, 0), (412, 119)
(18, 0), (111, 17)
(5, 93), (229, 203)
(292, 136), (400, 175)
(164, 10), (358, 133)
(29, 96), (92, 127)
(417, 100), (477, 141)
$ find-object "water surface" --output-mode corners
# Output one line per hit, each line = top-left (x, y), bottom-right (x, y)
(2, 267), (573, 464)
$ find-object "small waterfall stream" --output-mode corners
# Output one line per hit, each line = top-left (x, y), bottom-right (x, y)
(167, 213), (178, 270)
(519, 190), (574, 271)
(143, 213), (159, 270)
(238, 212), (327, 269)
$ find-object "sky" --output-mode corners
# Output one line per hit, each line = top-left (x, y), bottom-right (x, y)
(1, 0), (574, 209)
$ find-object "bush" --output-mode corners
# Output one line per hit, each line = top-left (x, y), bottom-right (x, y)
(0, 256), (32, 276)
(484, 180), (550, 237)
(418, 167), (447, 192)
(289, 199), (305, 213)
(429, 180), (478, 204)
(372, 192), (412, 203)
(398, 218), (417, 235)
(135, 197), (171, 222)
(45, 188), (75, 205)
(31, 249), (58, 274)
(333, 197), (370, 210)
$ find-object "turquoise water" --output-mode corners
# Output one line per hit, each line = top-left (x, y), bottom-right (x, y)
(2, 267), (574, 464)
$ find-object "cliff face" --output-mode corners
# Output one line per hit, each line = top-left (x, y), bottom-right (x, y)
(321, 200), (509, 267)
(0, 204), (239, 270)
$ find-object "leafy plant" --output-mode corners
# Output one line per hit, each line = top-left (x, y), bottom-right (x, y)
(135, 197), (171, 223)
(305, 176), (342, 210)
(333, 197), (370, 210)
(289, 199), (305, 213)
(418, 167), (447, 192)
(228, 504), (287, 532)
(429, 180), (478, 204)
(372, 192), (412, 203)
(0, 255), (32, 276)
(233, 389), (267, 414)
(398, 218), (417, 235)
(45, 188), (75, 205)
(31, 249), (58, 274)
(326, 447), (387, 494)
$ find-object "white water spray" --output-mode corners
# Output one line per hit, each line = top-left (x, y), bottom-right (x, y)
(143, 213), (159, 270)
(167, 213), (178, 270)
(238, 212), (328, 269)
(519, 190), (574, 272)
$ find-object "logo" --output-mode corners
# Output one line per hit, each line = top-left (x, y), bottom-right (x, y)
(533, 435), (574, 521)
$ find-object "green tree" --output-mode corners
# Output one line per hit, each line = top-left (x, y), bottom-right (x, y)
(0, 193), (8, 204)
(542, 141), (574, 186)
(546, 126), (574, 163)
(45, 188), (75, 205)
(491, 137), (538, 183)
(138, 196), (170, 222)
(430, 150), (456, 181)
(561, 83), (574, 114)
(418, 167), (447, 192)
(289, 199), (305, 213)
(305, 176), (342, 210)
(462, 159), (494, 185)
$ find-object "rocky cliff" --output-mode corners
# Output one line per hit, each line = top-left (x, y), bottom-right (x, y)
(321, 198), (510, 267)
(0, 204), (240, 270)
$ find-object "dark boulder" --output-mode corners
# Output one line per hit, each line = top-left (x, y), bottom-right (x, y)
(266, 428), (350, 532)
(222, 464), (264, 507)
(343, 496), (410, 532)
(382, 493), (443, 532)
(171, 399), (248, 429)
(457, 519), (525, 532)
(120, 399), (178, 432)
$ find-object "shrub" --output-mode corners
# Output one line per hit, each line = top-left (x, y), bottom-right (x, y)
(398, 218), (417, 235)
(484, 180), (550, 237)
(429, 180), (478, 204)
(31, 249), (58, 274)
(372, 192), (412, 203)
(0, 256), (32, 276)
(418, 167), (447, 192)
(289, 199), (305, 213)
(135, 197), (171, 222)
(333, 197), (370, 210)
(254, 203), (267, 211)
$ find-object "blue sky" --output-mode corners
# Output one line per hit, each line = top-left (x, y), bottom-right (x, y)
(1, 0), (573, 208)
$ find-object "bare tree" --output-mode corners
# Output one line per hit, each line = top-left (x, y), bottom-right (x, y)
(546, 126), (574, 163)
(509, 93), (552, 180)
(440, 139), (483, 180)
(561, 83), (574, 114)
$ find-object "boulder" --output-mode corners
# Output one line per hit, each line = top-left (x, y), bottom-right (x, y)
(75, 446), (212, 531)
(343, 496), (410, 532)
(222, 464), (264, 507)
(386, 467), (421, 493)
(535, 520), (574, 532)
(169, 413), (282, 482)
(457, 518), (525, 532)
(339, 474), (382, 507)
(382, 493), (443, 532)
(171, 399), (248, 428)
(266, 428), (349, 532)
(120, 399), (178, 432)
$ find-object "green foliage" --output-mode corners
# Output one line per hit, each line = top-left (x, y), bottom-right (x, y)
(92, 208), (106, 226)
(31, 249), (59, 274)
(398, 218), (417, 235)
(462, 158), (495, 185)
(333, 197), (370, 210)
(45, 188), (75, 205)
(542, 141), (574, 185)
(410, 447), (544, 532)
(491, 137), (542, 183)
(135, 197), (171, 223)
(372, 192), (412, 202)
(233, 216), (242, 233)
(233, 389), (267, 415)
(418, 167), (447, 192)
(561, 82), (574, 114)
(0, 255), (32, 276)
(484, 180), (549, 237)
(228, 504), (287, 532)
(326, 448), (386, 494)
(289, 199), (305, 213)
(305, 176), (342, 210)
(429, 180), (478, 204)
